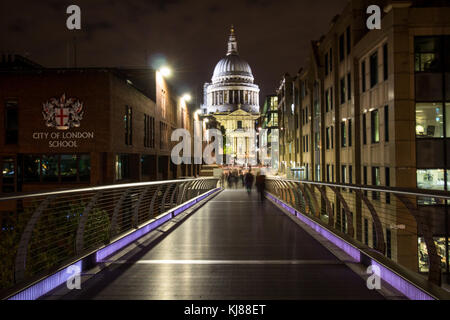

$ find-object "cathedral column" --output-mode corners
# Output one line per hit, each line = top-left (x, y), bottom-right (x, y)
(238, 90), (241, 105)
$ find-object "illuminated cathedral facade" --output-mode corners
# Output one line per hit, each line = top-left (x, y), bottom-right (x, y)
(202, 26), (260, 165)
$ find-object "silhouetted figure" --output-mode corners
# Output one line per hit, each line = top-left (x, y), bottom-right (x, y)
(255, 173), (266, 203)
(244, 171), (254, 195)
(227, 172), (233, 189)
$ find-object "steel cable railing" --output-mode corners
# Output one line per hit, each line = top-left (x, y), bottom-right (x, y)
(266, 177), (450, 288)
(0, 178), (219, 296)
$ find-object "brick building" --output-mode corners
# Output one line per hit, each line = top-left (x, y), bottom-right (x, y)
(0, 55), (200, 197)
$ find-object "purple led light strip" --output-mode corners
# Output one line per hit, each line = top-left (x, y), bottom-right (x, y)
(266, 193), (437, 301)
(266, 194), (360, 262)
(96, 188), (220, 262)
(370, 260), (434, 300)
(8, 188), (220, 300)
(8, 261), (83, 301)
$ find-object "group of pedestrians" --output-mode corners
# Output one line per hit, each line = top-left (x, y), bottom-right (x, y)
(221, 169), (266, 203)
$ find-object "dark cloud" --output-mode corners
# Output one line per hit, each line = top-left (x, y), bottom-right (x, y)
(1, 0), (348, 101)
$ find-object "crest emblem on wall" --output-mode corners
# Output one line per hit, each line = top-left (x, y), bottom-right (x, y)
(42, 94), (84, 130)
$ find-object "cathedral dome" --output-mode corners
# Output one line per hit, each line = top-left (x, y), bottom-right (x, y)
(203, 26), (260, 115)
(211, 25), (254, 84)
(212, 55), (253, 82)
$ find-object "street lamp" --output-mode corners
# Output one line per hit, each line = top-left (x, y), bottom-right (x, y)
(159, 66), (172, 78)
(182, 94), (192, 102)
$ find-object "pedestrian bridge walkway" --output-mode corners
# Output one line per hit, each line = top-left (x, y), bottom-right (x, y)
(2, 178), (449, 300)
(43, 189), (384, 300)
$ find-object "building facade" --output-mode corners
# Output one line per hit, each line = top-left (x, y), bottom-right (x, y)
(0, 55), (200, 198)
(276, 0), (450, 276)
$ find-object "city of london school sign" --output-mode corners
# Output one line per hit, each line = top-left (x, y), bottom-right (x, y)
(33, 93), (94, 148)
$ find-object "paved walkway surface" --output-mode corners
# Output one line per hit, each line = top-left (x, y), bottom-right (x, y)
(45, 189), (384, 300)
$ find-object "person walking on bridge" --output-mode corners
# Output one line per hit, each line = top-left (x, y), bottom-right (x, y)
(255, 172), (266, 203)
(244, 170), (254, 195)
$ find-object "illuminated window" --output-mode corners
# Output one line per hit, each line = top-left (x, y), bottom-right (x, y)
(41, 155), (59, 182)
(418, 237), (447, 273)
(115, 154), (130, 181)
(417, 169), (445, 191)
(415, 103), (444, 138)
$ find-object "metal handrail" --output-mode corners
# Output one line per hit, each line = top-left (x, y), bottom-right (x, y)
(0, 178), (220, 297)
(266, 177), (449, 288)
(0, 178), (216, 202)
(268, 177), (450, 200)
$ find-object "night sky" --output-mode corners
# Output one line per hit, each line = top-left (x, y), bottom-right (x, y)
(1, 0), (347, 103)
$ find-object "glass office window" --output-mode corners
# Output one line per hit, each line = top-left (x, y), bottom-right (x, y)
(362, 113), (367, 144)
(78, 155), (91, 182)
(417, 169), (445, 190)
(446, 36), (450, 72)
(372, 167), (381, 200)
(347, 73), (351, 101)
(415, 37), (441, 73)
(340, 78), (346, 104)
(41, 155), (59, 182)
(370, 51), (378, 88)
(446, 103), (450, 138)
(2, 159), (14, 182)
(416, 103), (444, 138)
(339, 34), (345, 61)
(383, 43), (388, 81)
(371, 110), (380, 143)
(361, 60), (366, 92)
(326, 127), (330, 150)
(341, 122), (346, 147)
(23, 155), (40, 182)
(5, 101), (18, 145)
(418, 237), (447, 273)
(115, 154), (130, 181)
(60, 155), (77, 182)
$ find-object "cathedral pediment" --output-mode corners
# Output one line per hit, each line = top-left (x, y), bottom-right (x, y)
(213, 108), (260, 120)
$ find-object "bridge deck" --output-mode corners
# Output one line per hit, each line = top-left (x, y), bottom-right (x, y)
(44, 189), (384, 300)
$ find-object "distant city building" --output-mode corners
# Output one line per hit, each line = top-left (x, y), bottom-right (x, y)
(202, 26), (261, 166)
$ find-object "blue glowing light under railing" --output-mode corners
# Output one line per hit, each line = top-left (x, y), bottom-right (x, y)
(266, 193), (436, 301)
(8, 187), (220, 300)
(8, 261), (83, 301)
(96, 188), (220, 262)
